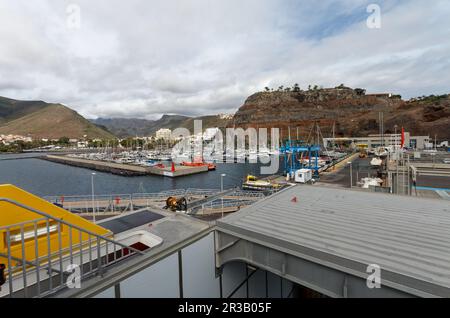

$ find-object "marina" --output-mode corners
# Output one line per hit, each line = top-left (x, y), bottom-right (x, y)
(1, 133), (450, 299)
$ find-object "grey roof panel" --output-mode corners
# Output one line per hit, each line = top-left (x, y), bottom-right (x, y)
(217, 185), (450, 289)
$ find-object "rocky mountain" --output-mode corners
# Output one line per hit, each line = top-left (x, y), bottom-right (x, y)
(93, 114), (232, 138)
(0, 97), (115, 139)
(92, 116), (188, 138)
(3, 87), (448, 142)
(231, 87), (450, 141)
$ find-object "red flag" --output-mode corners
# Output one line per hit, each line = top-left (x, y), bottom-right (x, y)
(171, 162), (176, 172)
(401, 127), (405, 148)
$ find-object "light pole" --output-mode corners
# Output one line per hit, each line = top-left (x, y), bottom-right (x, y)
(347, 162), (353, 188)
(221, 174), (226, 218)
(91, 173), (96, 223)
(394, 125), (398, 150)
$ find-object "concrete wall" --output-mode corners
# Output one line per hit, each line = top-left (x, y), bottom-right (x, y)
(324, 134), (430, 150)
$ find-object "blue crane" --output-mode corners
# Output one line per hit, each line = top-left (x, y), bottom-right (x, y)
(280, 139), (321, 177)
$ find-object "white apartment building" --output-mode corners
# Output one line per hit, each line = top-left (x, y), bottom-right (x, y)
(155, 129), (172, 140)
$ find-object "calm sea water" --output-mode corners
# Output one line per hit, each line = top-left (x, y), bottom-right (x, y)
(0, 154), (282, 197)
(0, 153), (291, 297)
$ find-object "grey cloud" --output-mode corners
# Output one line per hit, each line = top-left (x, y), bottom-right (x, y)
(0, 0), (449, 120)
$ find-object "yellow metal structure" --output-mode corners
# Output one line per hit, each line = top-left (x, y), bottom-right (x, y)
(0, 184), (111, 267)
(243, 175), (281, 190)
(357, 144), (368, 158)
(247, 175), (257, 182)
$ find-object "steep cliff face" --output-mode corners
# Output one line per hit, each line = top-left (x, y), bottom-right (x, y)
(231, 88), (450, 140)
(389, 95), (450, 138)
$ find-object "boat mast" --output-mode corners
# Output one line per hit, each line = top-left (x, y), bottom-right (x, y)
(332, 121), (336, 151)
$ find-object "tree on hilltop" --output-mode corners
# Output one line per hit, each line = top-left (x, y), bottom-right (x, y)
(355, 88), (366, 96)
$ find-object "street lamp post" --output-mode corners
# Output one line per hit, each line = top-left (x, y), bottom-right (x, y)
(394, 125), (398, 150)
(221, 174), (226, 219)
(347, 162), (353, 188)
(91, 173), (96, 223)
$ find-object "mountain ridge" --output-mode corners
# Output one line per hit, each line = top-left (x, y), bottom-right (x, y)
(2, 87), (449, 142)
(92, 114), (232, 138)
(0, 97), (115, 139)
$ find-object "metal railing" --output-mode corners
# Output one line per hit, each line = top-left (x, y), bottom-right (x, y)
(222, 189), (266, 199)
(132, 188), (221, 199)
(203, 199), (258, 210)
(0, 198), (144, 298)
(44, 194), (134, 215)
(45, 189), (221, 202)
(42, 188), (267, 218)
(194, 189), (267, 215)
(44, 189), (223, 215)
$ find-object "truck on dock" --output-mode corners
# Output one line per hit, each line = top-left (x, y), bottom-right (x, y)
(294, 169), (313, 184)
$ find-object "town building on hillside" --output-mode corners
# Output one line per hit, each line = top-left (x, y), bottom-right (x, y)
(156, 129), (172, 140)
(218, 113), (234, 120)
(366, 93), (393, 98)
(77, 141), (88, 148)
(0, 134), (33, 145)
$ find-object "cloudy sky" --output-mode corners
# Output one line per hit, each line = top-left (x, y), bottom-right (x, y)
(0, 0), (449, 119)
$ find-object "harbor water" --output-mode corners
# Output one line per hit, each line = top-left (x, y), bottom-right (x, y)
(0, 153), (293, 298)
(0, 154), (282, 197)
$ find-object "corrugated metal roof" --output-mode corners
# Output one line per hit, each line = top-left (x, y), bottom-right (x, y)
(217, 185), (450, 289)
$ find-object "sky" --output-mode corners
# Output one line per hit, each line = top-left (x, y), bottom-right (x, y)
(0, 0), (449, 120)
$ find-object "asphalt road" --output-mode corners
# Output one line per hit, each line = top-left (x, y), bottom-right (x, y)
(319, 156), (379, 188)
(319, 156), (450, 190)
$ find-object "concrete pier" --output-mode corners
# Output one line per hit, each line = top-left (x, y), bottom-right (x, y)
(42, 155), (208, 178)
